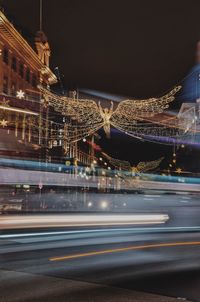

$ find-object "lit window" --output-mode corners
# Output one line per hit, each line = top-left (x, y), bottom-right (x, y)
(19, 63), (24, 78)
(26, 68), (30, 83)
(11, 82), (16, 96)
(32, 74), (37, 87)
(11, 57), (17, 71)
(3, 48), (9, 64)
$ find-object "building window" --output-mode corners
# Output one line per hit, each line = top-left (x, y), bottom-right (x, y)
(3, 48), (9, 64)
(19, 63), (24, 78)
(32, 74), (37, 88)
(3, 76), (8, 94)
(26, 68), (30, 83)
(11, 82), (16, 96)
(11, 57), (17, 71)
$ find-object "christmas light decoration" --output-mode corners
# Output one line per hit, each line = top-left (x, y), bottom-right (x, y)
(0, 98), (10, 107)
(0, 85), (184, 151)
(102, 152), (164, 173)
(102, 152), (131, 170)
(98, 101), (114, 138)
(132, 157), (164, 173)
(176, 168), (182, 174)
(38, 85), (182, 143)
(0, 119), (8, 127)
(16, 90), (25, 99)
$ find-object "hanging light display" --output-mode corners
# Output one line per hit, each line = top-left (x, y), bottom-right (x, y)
(38, 85), (183, 143)
(132, 157), (164, 173)
(0, 85), (186, 148)
(102, 152), (131, 171)
(102, 151), (164, 173)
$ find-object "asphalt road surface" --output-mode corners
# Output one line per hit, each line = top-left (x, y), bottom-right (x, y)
(1, 193), (200, 302)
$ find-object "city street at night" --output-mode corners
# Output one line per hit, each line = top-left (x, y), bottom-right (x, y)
(1, 193), (200, 301)
(1, 0), (200, 301)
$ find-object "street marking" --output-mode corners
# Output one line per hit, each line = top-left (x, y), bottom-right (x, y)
(49, 241), (200, 262)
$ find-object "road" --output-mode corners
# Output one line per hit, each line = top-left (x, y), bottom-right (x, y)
(1, 193), (200, 301)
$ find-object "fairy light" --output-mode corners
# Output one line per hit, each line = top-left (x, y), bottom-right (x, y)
(2, 84), (193, 150)
(102, 151), (164, 173)
(132, 157), (164, 173)
(102, 152), (131, 171)
(38, 85), (182, 143)
(176, 168), (182, 174)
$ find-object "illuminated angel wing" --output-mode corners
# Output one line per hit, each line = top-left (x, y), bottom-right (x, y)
(110, 86), (181, 141)
(102, 152), (131, 171)
(64, 98), (103, 125)
(111, 86), (181, 123)
(133, 157), (164, 173)
(38, 86), (104, 142)
(66, 123), (103, 142)
(62, 98), (104, 142)
(39, 85), (103, 125)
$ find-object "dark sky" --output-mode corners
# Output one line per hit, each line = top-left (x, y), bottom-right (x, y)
(1, 0), (200, 164)
(1, 0), (200, 97)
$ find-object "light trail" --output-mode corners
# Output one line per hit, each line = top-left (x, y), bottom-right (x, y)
(0, 105), (39, 115)
(1, 226), (200, 239)
(49, 241), (200, 262)
(1, 167), (200, 192)
(0, 214), (169, 230)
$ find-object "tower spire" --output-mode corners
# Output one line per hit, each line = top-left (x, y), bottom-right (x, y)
(40, 0), (43, 31)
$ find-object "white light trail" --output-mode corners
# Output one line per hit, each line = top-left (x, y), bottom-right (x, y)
(0, 106), (39, 115)
(0, 214), (169, 230)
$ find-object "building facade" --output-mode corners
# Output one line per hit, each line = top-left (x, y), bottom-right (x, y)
(0, 9), (58, 160)
(0, 9), (102, 168)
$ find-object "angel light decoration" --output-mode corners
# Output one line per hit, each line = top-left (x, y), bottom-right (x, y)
(39, 85), (181, 143)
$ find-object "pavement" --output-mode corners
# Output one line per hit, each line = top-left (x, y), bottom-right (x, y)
(0, 269), (184, 302)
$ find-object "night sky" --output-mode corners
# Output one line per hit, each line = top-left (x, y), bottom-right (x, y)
(1, 0), (200, 165)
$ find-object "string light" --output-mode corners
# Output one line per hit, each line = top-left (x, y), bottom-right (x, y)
(38, 85), (183, 143)
(0, 84), (194, 152)
(102, 152), (164, 173)
(102, 152), (131, 171)
(132, 157), (164, 173)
